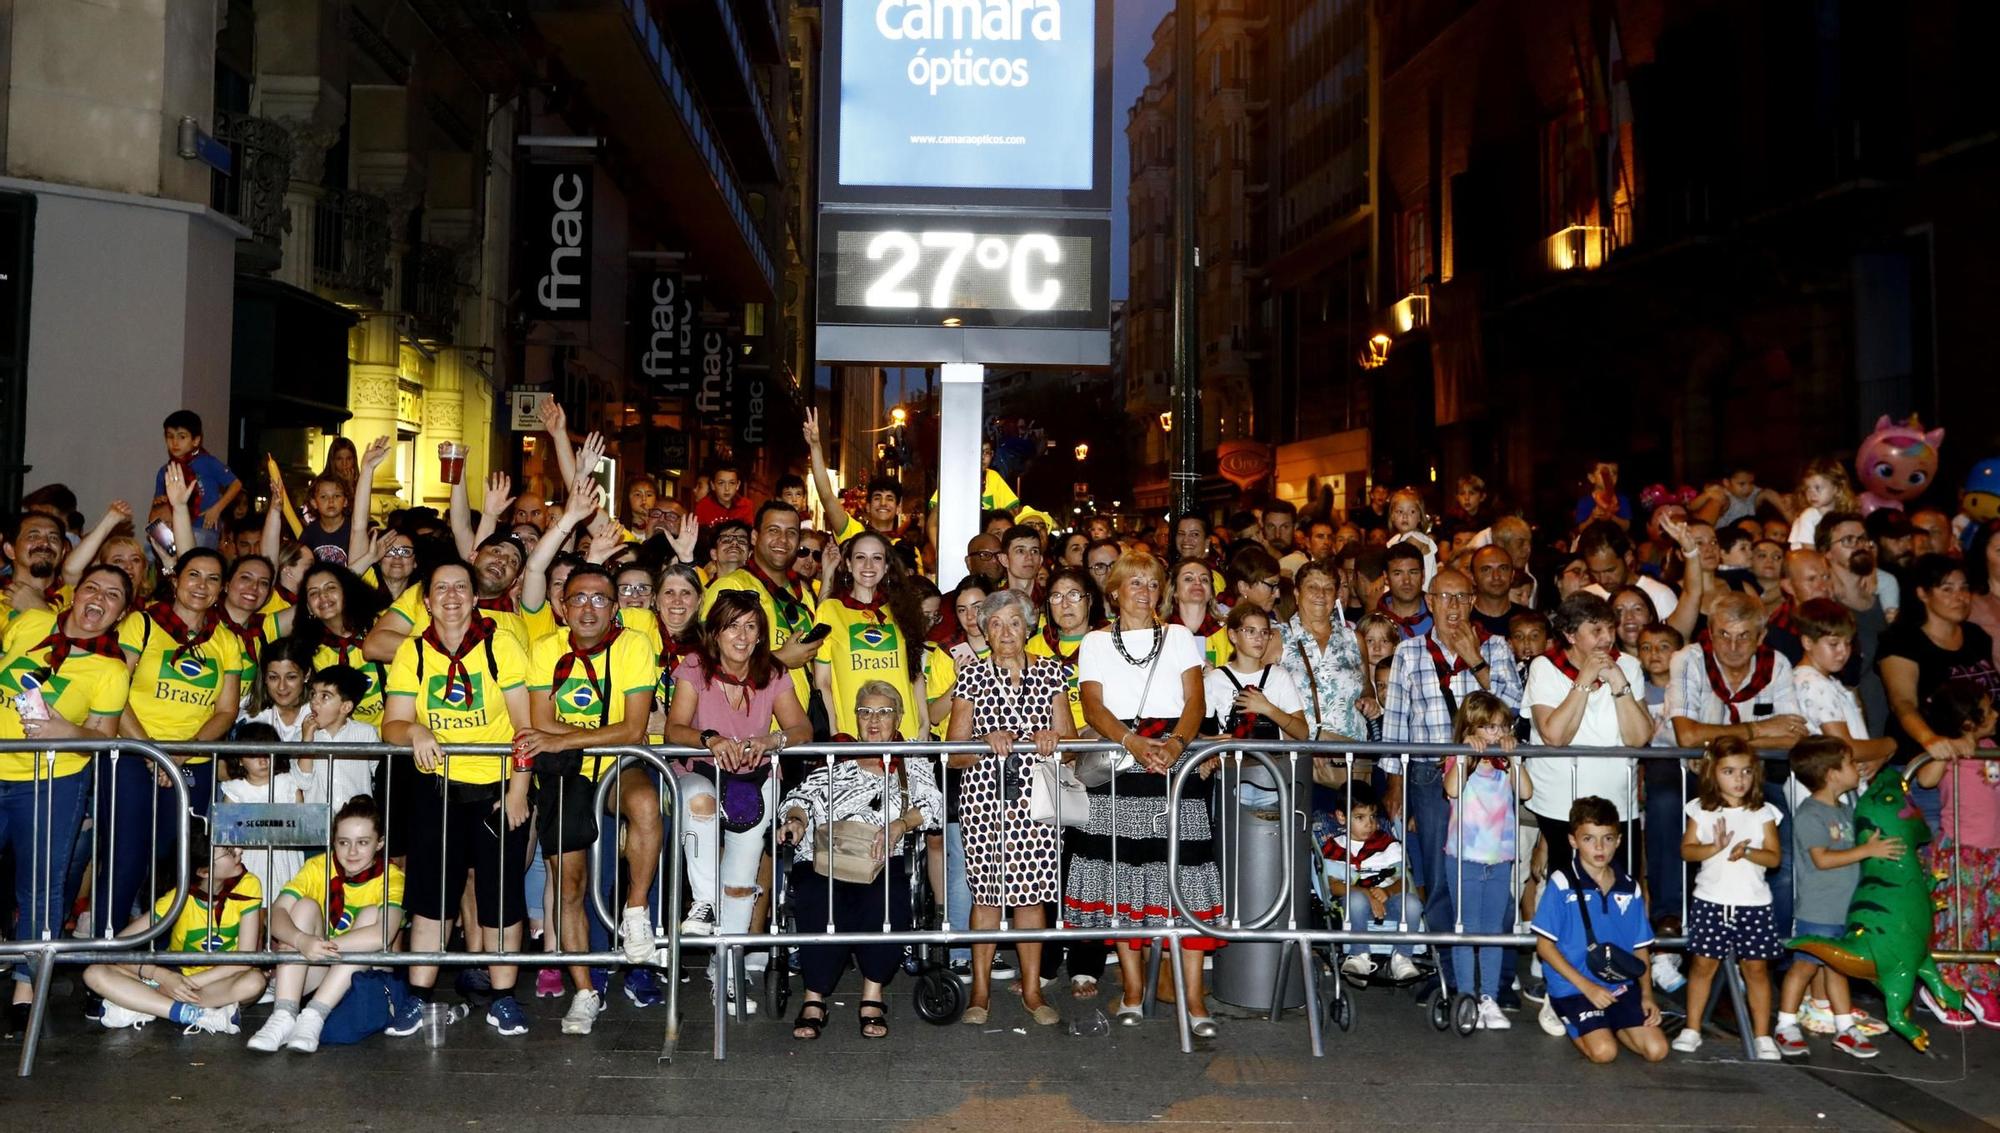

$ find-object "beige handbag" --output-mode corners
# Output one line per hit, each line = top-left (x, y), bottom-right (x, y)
(812, 820), (887, 884)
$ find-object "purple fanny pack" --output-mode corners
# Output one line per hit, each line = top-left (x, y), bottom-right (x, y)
(718, 766), (770, 833)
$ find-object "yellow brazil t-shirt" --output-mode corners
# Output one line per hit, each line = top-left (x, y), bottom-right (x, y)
(119, 608), (243, 756)
(279, 854), (405, 936)
(701, 567), (815, 711)
(813, 600), (923, 739)
(0, 610), (130, 779)
(260, 588), (292, 618)
(0, 582), (72, 625)
(384, 628), (530, 784)
(923, 640), (957, 740)
(153, 871), (262, 974)
(928, 468), (1020, 513)
(311, 641), (387, 727)
(1026, 629), (1088, 731)
(384, 584), (535, 655)
(528, 627), (657, 780)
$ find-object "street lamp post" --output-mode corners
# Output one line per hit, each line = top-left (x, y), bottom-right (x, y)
(1169, 0), (1199, 518)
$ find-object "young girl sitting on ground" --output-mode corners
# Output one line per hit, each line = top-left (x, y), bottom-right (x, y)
(84, 838), (267, 1034)
(247, 794), (405, 1053)
(1443, 690), (1530, 1030)
(1673, 736), (1785, 1058)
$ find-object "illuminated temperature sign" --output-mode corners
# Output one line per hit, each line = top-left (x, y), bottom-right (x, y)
(818, 213), (1107, 329)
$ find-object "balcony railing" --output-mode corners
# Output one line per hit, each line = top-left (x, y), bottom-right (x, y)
(210, 112), (294, 273)
(312, 189), (391, 299)
(1540, 224), (1615, 273)
(402, 242), (464, 343)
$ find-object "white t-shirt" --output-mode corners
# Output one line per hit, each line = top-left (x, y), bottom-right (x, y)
(217, 773), (306, 900)
(1521, 652), (1645, 821)
(1684, 798), (1783, 906)
(243, 705), (310, 743)
(1583, 575), (1679, 622)
(1203, 663), (1306, 732)
(296, 719), (379, 812)
(1078, 624), (1206, 721)
(1788, 507), (1825, 551)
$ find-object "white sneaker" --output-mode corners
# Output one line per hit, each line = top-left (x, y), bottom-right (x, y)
(1387, 954), (1419, 982)
(1537, 999), (1565, 1036)
(1650, 953), (1686, 993)
(246, 1011), (296, 1052)
(619, 907), (656, 964)
(1753, 1035), (1783, 1062)
(1477, 996), (1511, 1030)
(561, 989), (605, 1035)
(710, 979), (758, 1016)
(285, 1010), (324, 1053)
(1671, 1028), (1704, 1054)
(1341, 954), (1377, 978)
(742, 950), (769, 976)
(99, 1001), (151, 1031)
(185, 1006), (239, 1035)
(680, 901), (717, 936)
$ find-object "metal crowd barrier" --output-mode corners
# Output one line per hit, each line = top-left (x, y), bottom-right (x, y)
(6, 736), (1990, 1074)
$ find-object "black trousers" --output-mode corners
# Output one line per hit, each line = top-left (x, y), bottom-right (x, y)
(791, 862), (910, 995)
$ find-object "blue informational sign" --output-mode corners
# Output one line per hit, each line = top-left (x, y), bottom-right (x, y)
(826, 0), (1109, 203)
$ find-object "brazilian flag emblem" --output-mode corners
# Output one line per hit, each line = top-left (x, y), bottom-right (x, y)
(1, 657), (71, 704)
(560, 678), (601, 716)
(426, 674), (482, 712)
(159, 652), (219, 690)
(849, 623), (897, 652)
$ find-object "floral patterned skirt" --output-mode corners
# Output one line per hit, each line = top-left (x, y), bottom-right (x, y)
(1927, 842), (2000, 997)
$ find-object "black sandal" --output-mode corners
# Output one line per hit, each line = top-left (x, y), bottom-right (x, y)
(857, 999), (889, 1039)
(792, 1000), (829, 1041)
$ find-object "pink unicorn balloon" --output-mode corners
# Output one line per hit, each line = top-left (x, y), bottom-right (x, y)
(1855, 415), (1944, 515)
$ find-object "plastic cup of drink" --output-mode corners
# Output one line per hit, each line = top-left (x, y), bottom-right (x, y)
(438, 442), (467, 486)
(421, 1002), (455, 1047)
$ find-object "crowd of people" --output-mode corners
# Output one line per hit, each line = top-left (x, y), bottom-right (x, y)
(1, 407), (1998, 1066)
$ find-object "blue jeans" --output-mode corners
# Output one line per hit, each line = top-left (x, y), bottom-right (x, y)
(1644, 762), (1688, 926)
(1447, 858), (1513, 1000)
(1402, 762), (1454, 935)
(1, 774), (90, 978)
(945, 822), (973, 965)
(93, 755), (213, 930)
(1345, 888), (1420, 957)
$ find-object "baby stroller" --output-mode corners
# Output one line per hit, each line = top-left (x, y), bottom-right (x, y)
(1302, 821), (1444, 1035)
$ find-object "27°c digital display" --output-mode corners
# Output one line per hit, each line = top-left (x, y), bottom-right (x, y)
(817, 211), (1108, 329)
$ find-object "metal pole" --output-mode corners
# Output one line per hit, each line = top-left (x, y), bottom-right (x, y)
(1170, 0), (1199, 518)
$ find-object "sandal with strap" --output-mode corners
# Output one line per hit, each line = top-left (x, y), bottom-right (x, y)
(792, 1000), (829, 1041)
(858, 999), (890, 1039)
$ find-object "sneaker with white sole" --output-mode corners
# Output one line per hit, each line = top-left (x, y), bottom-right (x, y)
(99, 1001), (151, 1031)
(1772, 1023), (1808, 1058)
(184, 1007), (239, 1036)
(1920, 985), (1977, 1028)
(1671, 1028), (1704, 1054)
(285, 1010), (324, 1053)
(246, 1011), (296, 1052)
(1753, 1035), (1783, 1061)
(1341, 954), (1377, 978)
(619, 907), (656, 964)
(1833, 1027), (1879, 1059)
(1650, 953), (1686, 994)
(534, 968), (565, 999)
(1387, 954), (1420, 982)
(1477, 996), (1511, 1030)
(1537, 1000), (1565, 1036)
(989, 956), (1018, 982)
(680, 901), (717, 937)
(486, 995), (530, 1036)
(561, 989), (604, 1035)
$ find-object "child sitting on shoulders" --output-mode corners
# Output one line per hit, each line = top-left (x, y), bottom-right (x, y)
(1321, 783), (1420, 982)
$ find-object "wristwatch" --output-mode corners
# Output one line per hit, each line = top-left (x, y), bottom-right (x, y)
(1469, 660), (1490, 674)
(699, 728), (722, 750)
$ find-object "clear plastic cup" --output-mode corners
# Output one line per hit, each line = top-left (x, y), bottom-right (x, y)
(1067, 1006), (1110, 1038)
(438, 441), (468, 486)
(421, 1002), (464, 1047)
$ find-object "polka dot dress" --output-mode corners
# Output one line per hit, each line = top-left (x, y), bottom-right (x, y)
(1686, 897), (1785, 961)
(956, 658), (1070, 907)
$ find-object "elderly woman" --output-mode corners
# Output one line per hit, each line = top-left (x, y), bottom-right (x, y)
(947, 588), (1075, 1026)
(778, 682), (943, 1040)
(1276, 559), (1367, 774)
(1068, 549), (1221, 1036)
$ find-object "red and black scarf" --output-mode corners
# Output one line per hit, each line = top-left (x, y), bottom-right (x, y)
(746, 560), (810, 625)
(551, 626), (622, 725)
(420, 616), (494, 705)
(326, 858), (386, 928)
(1424, 628), (1490, 718)
(219, 608), (268, 664)
(146, 601), (219, 663)
(32, 625), (123, 676)
(1544, 644), (1622, 687)
(1040, 625), (1084, 665)
(322, 629), (368, 669)
(475, 594), (517, 615)
(1377, 595), (1429, 639)
(1766, 601), (1798, 637)
(1172, 608), (1223, 639)
(1701, 643), (1778, 724)
(834, 591), (886, 617)
(168, 449), (206, 515)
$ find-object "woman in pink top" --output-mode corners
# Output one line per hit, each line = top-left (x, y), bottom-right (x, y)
(1912, 679), (2000, 1019)
(664, 590), (813, 947)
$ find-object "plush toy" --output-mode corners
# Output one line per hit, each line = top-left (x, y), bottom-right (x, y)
(1788, 770), (1961, 1052)
(1855, 415), (1943, 515)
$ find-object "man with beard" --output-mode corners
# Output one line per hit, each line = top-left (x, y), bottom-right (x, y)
(700, 500), (823, 713)
(963, 533), (1005, 588)
(2, 512), (70, 622)
(1864, 508), (1915, 620)
(1815, 511), (1893, 734)
(364, 534), (532, 661)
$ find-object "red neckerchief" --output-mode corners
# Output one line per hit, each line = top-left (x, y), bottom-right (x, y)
(420, 616), (494, 705)
(746, 559), (809, 614)
(326, 858), (386, 928)
(146, 601), (219, 662)
(323, 629), (367, 668)
(1040, 625), (1084, 665)
(32, 625), (123, 674)
(1545, 645), (1622, 686)
(661, 629), (698, 673)
(475, 594), (517, 614)
(1423, 628), (1489, 678)
(835, 592), (885, 617)
(189, 871), (250, 917)
(708, 665), (754, 689)
(38, 580), (63, 605)
(1701, 644), (1778, 724)
(551, 625), (621, 693)
(1172, 608), (1222, 638)
(1766, 601), (1797, 636)
(1377, 595), (1429, 639)
(168, 450), (206, 515)
(218, 607), (267, 662)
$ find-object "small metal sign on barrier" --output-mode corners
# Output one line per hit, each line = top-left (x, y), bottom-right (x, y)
(210, 803), (330, 849)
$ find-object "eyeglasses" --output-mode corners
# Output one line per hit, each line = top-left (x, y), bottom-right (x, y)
(716, 535), (750, 548)
(1429, 591), (1473, 605)
(1831, 534), (1873, 547)
(854, 705), (898, 719)
(968, 551), (998, 561)
(618, 584), (654, 597)
(1049, 590), (1088, 604)
(795, 546), (819, 558)
(564, 593), (613, 609)
(384, 546), (415, 558)
(1258, 577), (1282, 589)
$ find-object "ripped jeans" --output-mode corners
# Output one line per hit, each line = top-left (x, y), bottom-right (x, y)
(671, 765), (775, 935)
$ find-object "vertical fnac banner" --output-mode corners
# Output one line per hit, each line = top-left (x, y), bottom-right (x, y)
(732, 364), (768, 453)
(633, 268), (698, 395)
(695, 322), (735, 432)
(525, 164), (593, 320)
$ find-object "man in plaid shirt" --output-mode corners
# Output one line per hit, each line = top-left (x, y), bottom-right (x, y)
(1384, 567), (1524, 935)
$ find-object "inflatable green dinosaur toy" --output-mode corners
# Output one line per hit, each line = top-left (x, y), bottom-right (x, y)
(1788, 770), (1962, 1051)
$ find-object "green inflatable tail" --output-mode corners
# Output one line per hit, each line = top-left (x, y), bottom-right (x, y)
(1786, 935), (1877, 981)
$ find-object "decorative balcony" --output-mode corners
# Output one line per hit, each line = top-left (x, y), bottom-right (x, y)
(402, 242), (465, 342)
(210, 111), (294, 274)
(312, 189), (392, 300)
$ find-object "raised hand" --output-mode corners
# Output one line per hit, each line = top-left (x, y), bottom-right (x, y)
(362, 435), (393, 470)
(163, 463), (192, 509)
(537, 394), (567, 437)
(665, 513), (698, 562)
(802, 408), (823, 451)
(563, 469), (600, 525)
(482, 472), (515, 520)
(578, 431), (607, 473)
